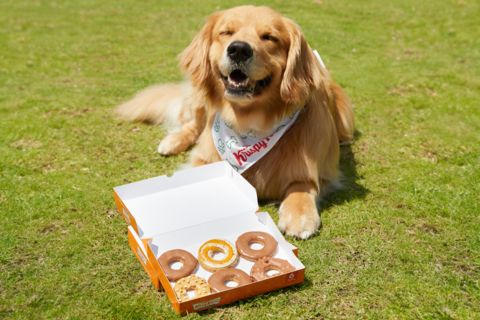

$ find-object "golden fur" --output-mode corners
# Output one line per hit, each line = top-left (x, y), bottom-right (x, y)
(116, 6), (355, 239)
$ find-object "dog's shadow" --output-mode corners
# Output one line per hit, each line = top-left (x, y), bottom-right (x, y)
(196, 277), (315, 317)
(259, 130), (369, 233)
(320, 130), (369, 212)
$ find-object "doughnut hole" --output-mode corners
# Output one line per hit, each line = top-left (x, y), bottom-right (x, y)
(224, 276), (239, 288)
(184, 288), (196, 299)
(265, 267), (280, 276)
(248, 240), (265, 250)
(210, 248), (226, 261)
(169, 259), (184, 270)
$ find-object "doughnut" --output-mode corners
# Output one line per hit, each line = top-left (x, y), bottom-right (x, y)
(198, 239), (239, 272)
(235, 231), (277, 261)
(208, 268), (253, 293)
(250, 257), (295, 282)
(157, 249), (198, 281)
(173, 274), (211, 302)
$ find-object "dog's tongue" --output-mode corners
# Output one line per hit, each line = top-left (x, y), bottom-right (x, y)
(230, 69), (247, 83)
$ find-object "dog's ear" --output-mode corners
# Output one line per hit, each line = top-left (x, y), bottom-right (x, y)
(178, 12), (222, 87)
(280, 19), (325, 107)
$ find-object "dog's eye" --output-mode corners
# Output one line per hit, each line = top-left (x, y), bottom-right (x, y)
(261, 34), (276, 42)
(220, 31), (233, 36)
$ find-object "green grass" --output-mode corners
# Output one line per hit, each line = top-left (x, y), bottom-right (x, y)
(1, 0), (479, 318)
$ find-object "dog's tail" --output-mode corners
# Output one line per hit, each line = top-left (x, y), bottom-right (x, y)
(331, 83), (355, 145)
(115, 83), (190, 132)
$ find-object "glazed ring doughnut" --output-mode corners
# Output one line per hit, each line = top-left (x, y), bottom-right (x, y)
(235, 231), (277, 261)
(173, 274), (211, 302)
(250, 257), (295, 282)
(157, 249), (198, 281)
(198, 239), (239, 272)
(208, 268), (253, 293)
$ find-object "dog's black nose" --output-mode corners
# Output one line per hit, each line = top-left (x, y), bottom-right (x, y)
(227, 41), (253, 62)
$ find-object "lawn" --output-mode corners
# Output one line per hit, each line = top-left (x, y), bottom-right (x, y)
(1, 0), (479, 319)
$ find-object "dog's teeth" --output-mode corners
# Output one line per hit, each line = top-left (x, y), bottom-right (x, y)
(227, 76), (249, 88)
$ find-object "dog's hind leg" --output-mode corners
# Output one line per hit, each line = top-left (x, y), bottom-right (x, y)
(116, 83), (186, 125)
(116, 82), (206, 155)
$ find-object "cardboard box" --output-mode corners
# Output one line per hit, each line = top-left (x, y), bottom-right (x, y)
(114, 161), (305, 315)
(127, 225), (161, 290)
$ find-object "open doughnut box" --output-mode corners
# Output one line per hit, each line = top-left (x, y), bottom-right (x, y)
(113, 161), (305, 315)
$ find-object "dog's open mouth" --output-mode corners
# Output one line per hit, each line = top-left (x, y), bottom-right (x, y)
(220, 70), (271, 97)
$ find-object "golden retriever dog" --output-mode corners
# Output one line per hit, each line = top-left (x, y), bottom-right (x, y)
(116, 6), (355, 239)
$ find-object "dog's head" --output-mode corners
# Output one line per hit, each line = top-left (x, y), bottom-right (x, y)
(179, 6), (327, 124)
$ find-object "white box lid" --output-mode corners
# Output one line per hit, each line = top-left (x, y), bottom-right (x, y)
(114, 161), (259, 239)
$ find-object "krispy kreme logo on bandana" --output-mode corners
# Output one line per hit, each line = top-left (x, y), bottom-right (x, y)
(212, 109), (301, 173)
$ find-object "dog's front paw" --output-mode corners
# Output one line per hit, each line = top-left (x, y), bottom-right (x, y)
(158, 133), (189, 155)
(277, 194), (320, 240)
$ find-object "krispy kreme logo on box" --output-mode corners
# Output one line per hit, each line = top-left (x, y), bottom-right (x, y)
(193, 297), (221, 310)
(285, 271), (298, 283)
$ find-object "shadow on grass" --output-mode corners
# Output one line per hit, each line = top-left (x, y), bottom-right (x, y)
(320, 130), (369, 212)
(259, 130), (369, 235)
(194, 277), (315, 317)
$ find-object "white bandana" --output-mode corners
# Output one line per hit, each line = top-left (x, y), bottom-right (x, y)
(212, 109), (301, 173)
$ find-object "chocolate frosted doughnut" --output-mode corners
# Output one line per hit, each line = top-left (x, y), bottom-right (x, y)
(235, 231), (277, 261)
(208, 268), (253, 292)
(250, 257), (295, 282)
(157, 249), (198, 281)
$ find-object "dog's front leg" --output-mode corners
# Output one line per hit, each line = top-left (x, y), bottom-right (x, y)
(278, 181), (320, 239)
(158, 104), (206, 155)
(158, 119), (202, 155)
